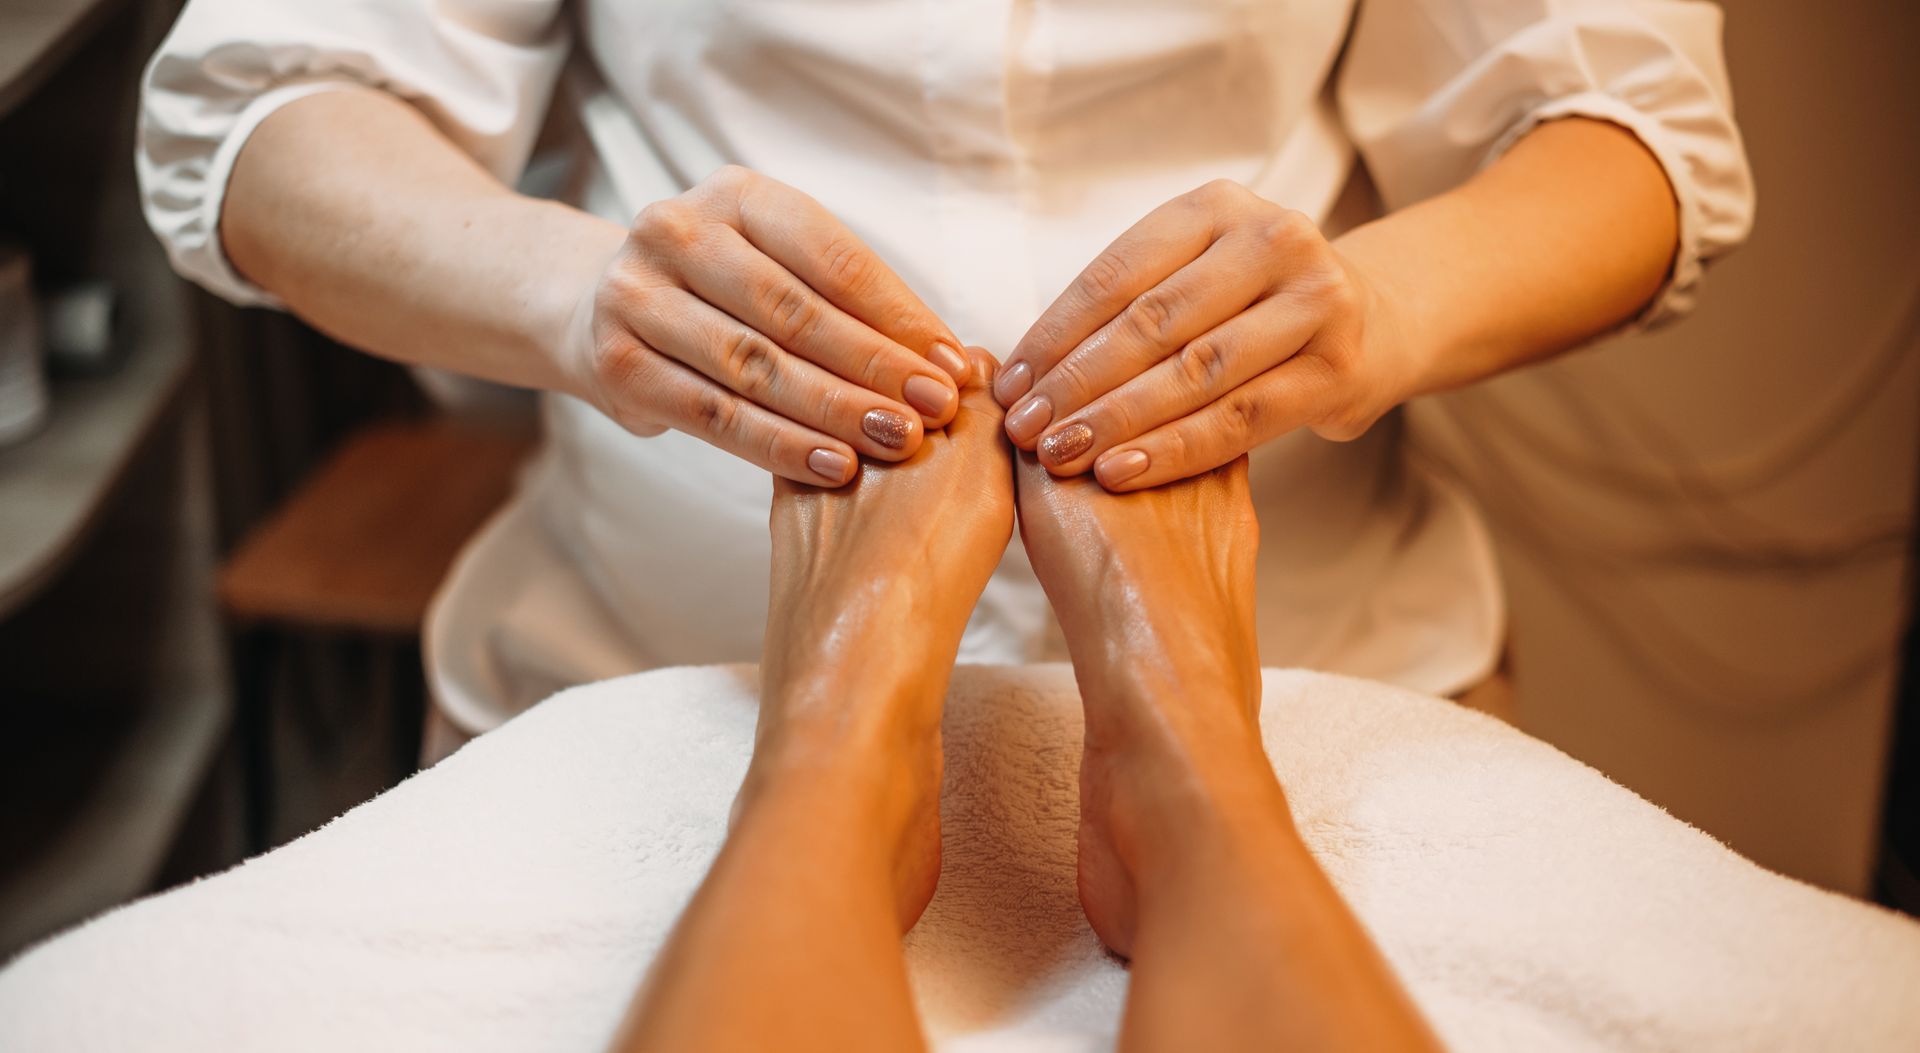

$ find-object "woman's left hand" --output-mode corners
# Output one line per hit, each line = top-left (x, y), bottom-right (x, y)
(994, 179), (1414, 491)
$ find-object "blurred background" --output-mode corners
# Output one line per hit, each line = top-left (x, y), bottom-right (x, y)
(0, 0), (1914, 961)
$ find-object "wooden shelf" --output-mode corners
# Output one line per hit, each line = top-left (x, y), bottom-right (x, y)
(0, 0), (234, 959)
(0, 283), (192, 620)
(0, 0), (131, 120)
(0, 394), (232, 956)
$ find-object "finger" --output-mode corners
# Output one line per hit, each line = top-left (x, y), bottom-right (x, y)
(610, 341), (862, 487)
(1033, 294), (1322, 475)
(1089, 356), (1338, 492)
(678, 225), (960, 427)
(1001, 235), (1270, 449)
(944, 347), (1006, 447)
(998, 184), (1237, 408)
(620, 285), (924, 460)
(720, 168), (971, 384)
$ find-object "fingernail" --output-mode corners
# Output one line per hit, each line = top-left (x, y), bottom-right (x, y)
(1040, 421), (1094, 464)
(862, 408), (914, 449)
(903, 374), (956, 418)
(994, 361), (1032, 407)
(1004, 395), (1053, 444)
(807, 448), (852, 483)
(929, 341), (970, 382)
(1097, 449), (1149, 487)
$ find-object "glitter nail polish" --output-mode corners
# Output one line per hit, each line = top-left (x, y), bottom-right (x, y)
(1040, 421), (1094, 463)
(862, 408), (913, 449)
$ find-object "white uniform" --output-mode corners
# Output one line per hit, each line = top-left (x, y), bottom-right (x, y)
(138, 0), (1753, 736)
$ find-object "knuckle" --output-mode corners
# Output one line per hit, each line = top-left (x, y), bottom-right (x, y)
(1048, 352), (1093, 399)
(758, 280), (820, 342)
(1318, 275), (1362, 318)
(1127, 286), (1186, 344)
(599, 266), (650, 310)
(719, 330), (781, 395)
(1177, 337), (1231, 391)
(1313, 386), (1375, 442)
(704, 163), (754, 198)
(1221, 392), (1263, 442)
(602, 282), (679, 343)
(1195, 178), (1246, 208)
(590, 334), (650, 391)
(1019, 317), (1070, 362)
(1315, 409), (1370, 442)
(1261, 207), (1317, 248)
(635, 200), (698, 250)
(690, 385), (741, 439)
(1079, 252), (1132, 304)
(817, 236), (874, 295)
(621, 283), (673, 332)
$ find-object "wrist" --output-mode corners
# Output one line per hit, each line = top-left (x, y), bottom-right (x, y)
(534, 206), (628, 403)
(1330, 229), (1440, 405)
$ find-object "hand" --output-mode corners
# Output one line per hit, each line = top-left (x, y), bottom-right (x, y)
(762, 348), (1015, 724)
(564, 165), (973, 486)
(994, 179), (1413, 491)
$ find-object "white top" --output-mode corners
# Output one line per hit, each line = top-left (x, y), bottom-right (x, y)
(137, 0), (1754, 731)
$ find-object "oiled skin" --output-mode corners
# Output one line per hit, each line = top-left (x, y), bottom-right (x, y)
(1019, 455), (1441, 1050)
(617, 351), (1439, 1052)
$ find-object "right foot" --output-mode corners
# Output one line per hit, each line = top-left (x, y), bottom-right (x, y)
(1015, 454), (1273, 956)
(756, 348), (1015, 929)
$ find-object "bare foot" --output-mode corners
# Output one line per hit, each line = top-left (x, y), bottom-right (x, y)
(752, 349), (1014, 928)
(1015, 454), (1270, 956)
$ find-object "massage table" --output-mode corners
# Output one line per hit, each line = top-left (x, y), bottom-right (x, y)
(2, 665), (1916, 1050)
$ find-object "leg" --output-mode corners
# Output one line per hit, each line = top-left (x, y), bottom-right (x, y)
(1018, 455), (1443, 1051)
(613, 680), (942, 1053)
(612, 351), (1015, 1052)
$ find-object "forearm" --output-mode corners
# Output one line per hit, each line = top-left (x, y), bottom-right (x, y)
(222, 88), (626, 396)
(1336, 116), (1679, 395)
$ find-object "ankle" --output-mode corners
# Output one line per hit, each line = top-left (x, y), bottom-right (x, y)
(1087, 724), (1294, 873)
(1077, 661), (1263, 773)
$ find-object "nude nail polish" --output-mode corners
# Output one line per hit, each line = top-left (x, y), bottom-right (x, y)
(807, 448), (851, 483)
(994, 361), (1033, 407)
(1098, 449), (1149, 487)
(1004, 395), (1053, 444)
(1040, 421), (1094, 464)
(903, 374), (955, 418)
(862, 408), (913, 449)
(929, 341), (970, 382)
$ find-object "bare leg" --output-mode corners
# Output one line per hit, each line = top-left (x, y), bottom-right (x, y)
(614, 352), (1014, 1052)
(1018, 455), (1444, 1052)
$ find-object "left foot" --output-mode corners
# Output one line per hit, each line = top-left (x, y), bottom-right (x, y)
(1015, 455), (1268, 956)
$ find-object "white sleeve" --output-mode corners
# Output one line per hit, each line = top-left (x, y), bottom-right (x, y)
(137, 0), (571, 308)
(1336, 0), (1755, 328)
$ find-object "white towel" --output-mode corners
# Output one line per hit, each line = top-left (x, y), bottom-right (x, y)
(2, 665), (1916, 1051)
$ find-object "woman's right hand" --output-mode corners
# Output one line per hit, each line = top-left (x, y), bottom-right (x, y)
(561, 165), (972, 486)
